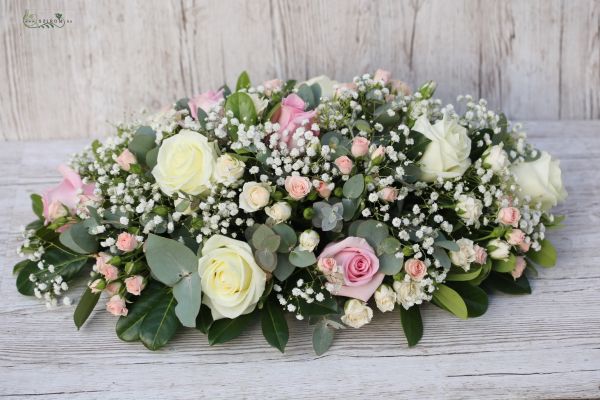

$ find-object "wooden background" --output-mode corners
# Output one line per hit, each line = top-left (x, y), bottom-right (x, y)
(0, 0), (599, 141)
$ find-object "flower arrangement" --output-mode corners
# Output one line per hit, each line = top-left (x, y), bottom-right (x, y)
(12, 70), (567, 353)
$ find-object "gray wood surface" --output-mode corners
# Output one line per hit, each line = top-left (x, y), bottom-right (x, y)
(1, 0), (599, 140)
(0, 121), (599, 399)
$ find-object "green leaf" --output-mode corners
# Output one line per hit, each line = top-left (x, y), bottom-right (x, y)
(446, 281), (488, 317)
(145, 234), (198, 286)
(527, 239), (557, 267)
(16, 262), (40, 296)
(446, 266), (482, 281)
(13, 259), (33, 275)
(432, 284), (468, 319)
(139, 292), (180, 351)
(273, 254), (295, 281)
(235, 70), (251, 91)
(299, 296), (340, 317)
(378, 253), (403, 275)
(297, 84), (317, 109)
(356, 219), (389, 248)
(470, 259), (492, 286)
(377, 236), (401, 255)
(434, 240), (460, 252)
(59, 222), (98, 254)
(432, 247), (451, 269)
(172, 273), (202, 327)
(73, 288), (101, 329)
(342, 174), (364, 198)
(145, 146), (159, 169)
(116, 282), (167, 342)
(128, 126), (156, 161)
(208, 312), (255, 345)
(289, 250), (317, 268)
(261, 299), (289, 353)
(485, 271), (531, 294)
(353, 120), (372, 133)
(272, 224), (297, 253)
(195, 304), (213, 334)
(312, 320), (335, 355)
(31, 194), (44, 220)
(255, 248), (278, 272)
(400, 306), (423, 347)
(341, 197), (360, 221)
(224, 92), (258, 128)
(252, 224), (280, 253)
(493, 253), (516, 273)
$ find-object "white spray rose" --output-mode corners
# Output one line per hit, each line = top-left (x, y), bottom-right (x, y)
(393, 276), (428, 309)
(265, 201), (292, 224)
(248, 93), (269, 116)
(449, 238), (476, 271)
(298, 230), (320, 252)
(484, 145), (510, 172)
(302, 75), (339, 99)
(213, 154), (245, 186)
(456, 195), (483, 226)
(152, 130), (217, 196)
(510, 151), (567, 211)
(487, 239), (511, 260)
(198, 235), (266, 319)
(374, 284), (396, 312)
(414, 114), (472, 182)
(239, 182), (271, 212)
(341, 299), (373, 328)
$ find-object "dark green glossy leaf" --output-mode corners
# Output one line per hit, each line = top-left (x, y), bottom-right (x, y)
(446, 281), (488, 317)
(208, 312), (255, 345)
(128, 126), (156, 161)
(74, 288), (101, 329)
(432, 284), (468, 319)
(116, 282), (167, 341)
(261, 299), (289, 353)
(31, 193), (44, 220)
(485, 271), (531, 294)
(13, 259), (33, 275)
(224, 92), (258, 129)
(139, 292), (180, 350)
(527, 239), (557, 267)
(400, 305), (423, 347)
(195, 304), (213, 334)
(235, 70), (251, 91)
(493, 253), (516, 273)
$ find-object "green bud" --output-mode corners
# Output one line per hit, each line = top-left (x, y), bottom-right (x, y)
(303, 208), (315, 220)
(153, 205), (169, 216)
(334, 187), (344, 198)
(364, 176), (374, 185)
(307, 191), (318, 201)
(272, 191), (283, 201)
(418, 80), (437, 99)
(125, 261), (145, 275)
(108, 256), (122, 266)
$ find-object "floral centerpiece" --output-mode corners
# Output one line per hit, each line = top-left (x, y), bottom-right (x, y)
(13, 70), (567, 353)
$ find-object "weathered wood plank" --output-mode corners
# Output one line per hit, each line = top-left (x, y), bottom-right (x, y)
(0, 121), (598, 399)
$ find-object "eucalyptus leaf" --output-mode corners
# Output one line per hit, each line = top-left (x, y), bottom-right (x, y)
(343, 174), (364, 199)
(272, 224), (297, 253)
(251, 224), (280, 253)
(433, 247), (451, 270)
(128, 126), (156, 161)
(173, 273), (202, 327)
(312, 320), (335, 355)
(378, 236), (401, 255)
(356, 219), (389, 248)
(145, 146), (159, 169)
(289, 250), (317, 268)
(273, 255), (296, 281)
(297, 84), (317, 109)
(341, 197), (360, 221)
(255, 248), (278, 272)
(434, 240), (460, 252)
(59, 222), (98, 254)
(378, 253), (404, 275)
(145, 234), (198, 286)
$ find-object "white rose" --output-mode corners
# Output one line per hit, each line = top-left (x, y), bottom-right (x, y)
(449, 238), (476, 271)
(341, 299), (373, 328)
(298, 230), (320, 252)
(265, 201), (292, 224)
(487, 239), (511, 260)
(483, 145), (510, 172)
(511, 151), (567, 211)
(239, 182), (271, 212)
(302, 75), (339, 99)
(198, 235), (267, 319)
(213, 154), (245, 186)
(248, 93), (269, 116)
(152, 130), (217, 195)
(414, 115), (472, 182)
(456, 195), (483, 226)
(374, 284), (396, 312)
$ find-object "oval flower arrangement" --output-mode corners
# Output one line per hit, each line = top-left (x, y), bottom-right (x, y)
(13, 70), (567, 353)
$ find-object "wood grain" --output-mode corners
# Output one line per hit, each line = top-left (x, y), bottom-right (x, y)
(0, 0), (599, 140)
(0, 121), (599, 399)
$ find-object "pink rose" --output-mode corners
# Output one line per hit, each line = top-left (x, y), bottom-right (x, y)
(373, 69), (392, 83)
(271, 94), (317, 149)
(262, 79), (283, 96)
(42, 165), (96, 224)
(106, 295), (128, 317)
(507, 229), (526, 245)
(404, 258), (427, 280)
(378, 187), (398, 202)
(116, 232), (138, 252)
(334, 156), (353, 175)
(115, 149), (137, 171)
(315, 180), (332, 199)
(474, 245), (487, 265)
(46, 200), (68, 222)
(511, 256), (527, 279)
(317, 237), (384, 302)
(105, 281), (122, 297)
(124, 275), (146, 296)
(390, 80), (411, 96)
(498, 207), (521, 227)
(284, 176), (311, 200)
(96, 253), (119, 281)
(519, 241), (531, 253)
(351, 137), (370, 157)
(188, 89), (224, 120)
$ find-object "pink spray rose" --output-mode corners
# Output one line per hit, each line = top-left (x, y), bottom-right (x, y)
(373, 69), (392, 83)
(378, 187), (398, 202)
(124, 275), (146, 296)
(474, 245), (488, 265)
(105, 281), (122, 297)
(262, 79), (283, 96)
(519, 241), (531, 253)
(507, 229), (526, 245)
(317, 237), (384, 302)
(390, 80), (412, 96)
(498, 207), (521, 227)
(511, 256), (527, 279)
(271, 94), (317, 149)
(404, 258), (427, 280)
(315, 180), (332, 198)
(88, 279), (105, 294)
(351, 137), (370, 157)
(42, 165), (96, 223)
(115, 149), (137, 171)
(96, 253), (119, 281)
(335, 82), (358, 96)
(371, 145), (385, 162)
(284, 176), (311, 200)
(334, 156), (353, 175)
(116, 232), (138, 252)
(106, 295), (128, 317)
(188, 89), (224, 120)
